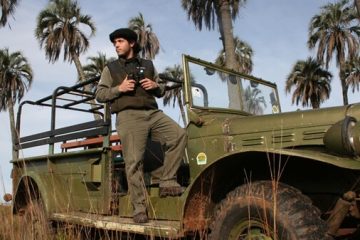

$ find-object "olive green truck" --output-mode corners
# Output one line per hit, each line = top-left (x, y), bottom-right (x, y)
(5, 55), (360, 239)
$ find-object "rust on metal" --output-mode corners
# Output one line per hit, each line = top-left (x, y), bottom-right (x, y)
(183, 192), (210, 231)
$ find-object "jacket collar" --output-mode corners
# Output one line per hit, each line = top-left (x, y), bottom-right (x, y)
(118, 55), (141, 65)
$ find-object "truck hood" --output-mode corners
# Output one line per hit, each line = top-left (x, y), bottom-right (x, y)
(189, 104), (360, 155)
(193, 104), (359, 134)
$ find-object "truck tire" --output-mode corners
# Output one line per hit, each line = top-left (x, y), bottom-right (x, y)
(209, 181), (332, 240)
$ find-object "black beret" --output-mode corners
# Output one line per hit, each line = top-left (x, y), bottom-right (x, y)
(109, 28), (138, 43)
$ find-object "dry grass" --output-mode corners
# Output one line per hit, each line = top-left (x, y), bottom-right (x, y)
(0, 204), (13, 240)
(0, 203), (41, 240)
(0, 203), (91, 240)
(0, 203), (166, 240)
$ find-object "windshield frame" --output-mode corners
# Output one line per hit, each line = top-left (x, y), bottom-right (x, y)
(182, 54), (281, 115)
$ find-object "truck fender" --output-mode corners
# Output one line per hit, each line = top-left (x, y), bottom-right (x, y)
(12, 173), (57, 215)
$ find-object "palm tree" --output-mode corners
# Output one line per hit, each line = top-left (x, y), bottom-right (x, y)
(35, 0), (96, 82)
(162, 64), (186, 126)
(82, 52), (116, 91)
(182, 0), (247, 109)
(286, 57), (332, 109)
(0, 48), (33, 159)
(0, 0), (19, 27)
(128, 13), (160, 60)
(343, 56), (360, 93)
(308, 0), (360, 105)
(83, 52), (116, 79)
(181, 0), (247, 70)
(35, 0), (98, 119)
(243, 86), (266, 115)
(215, 36), (253, 74)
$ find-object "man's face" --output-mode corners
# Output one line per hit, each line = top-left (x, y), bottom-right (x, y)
(113, 38), (135, 58)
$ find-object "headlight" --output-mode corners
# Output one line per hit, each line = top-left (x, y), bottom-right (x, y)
(350, 121), (360, 156)
(323, 117), (358, 156)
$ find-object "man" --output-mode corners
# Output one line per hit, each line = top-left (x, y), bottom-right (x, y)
(95, 28), (186, 223)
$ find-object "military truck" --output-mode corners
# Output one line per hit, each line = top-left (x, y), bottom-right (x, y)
(5, 55), (360, 239)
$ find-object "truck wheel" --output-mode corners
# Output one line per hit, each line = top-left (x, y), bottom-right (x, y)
(209, 181), (332, 240)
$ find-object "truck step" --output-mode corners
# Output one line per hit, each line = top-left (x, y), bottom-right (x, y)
(51, 212), (182, 238)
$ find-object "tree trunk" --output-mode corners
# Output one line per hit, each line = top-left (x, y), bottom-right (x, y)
(72, 52), (86, 82)
(339, 64), (349, 105)
(355, 0), (360, 18)
(218, 1), (236, 70)
(216, 9), (225, 50)
(340, 75), (349, 105)
(7, 97), (18, 160)
(71, 52), (101, 120)
(218, 1), (242, 109)
(177, 94), (187, 127)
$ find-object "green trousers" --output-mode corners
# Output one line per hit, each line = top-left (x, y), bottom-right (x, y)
(116, 109), (187, 216)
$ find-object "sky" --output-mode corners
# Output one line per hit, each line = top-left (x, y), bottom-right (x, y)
(0, 0), (358, 200)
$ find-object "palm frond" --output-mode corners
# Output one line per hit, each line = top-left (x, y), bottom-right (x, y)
(285, 57), (332, 109)
(0, 48), (33, 111)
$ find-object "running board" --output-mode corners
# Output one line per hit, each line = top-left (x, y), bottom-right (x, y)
(51, 212), (182, 238)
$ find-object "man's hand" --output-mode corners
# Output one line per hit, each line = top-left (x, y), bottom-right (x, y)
(140, 78), (158, 90)
(118, 75), (136, 93)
